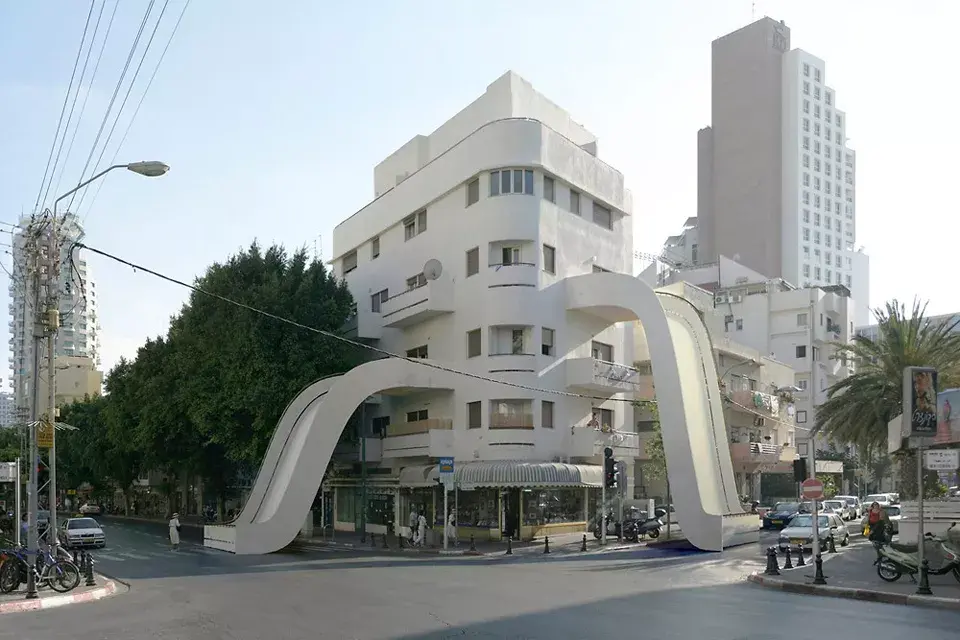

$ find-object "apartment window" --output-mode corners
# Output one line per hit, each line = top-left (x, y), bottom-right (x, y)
(490, 399), (533, 429)
(403, 210), (427, 240)
(846, 274), (852, 287)
(541, 401), (554, 429)
(835, 255), (842, 268)
(797, 379), (808, 391)
(466, 247), (480, 277)
(591, 341), (613, 362)
(814, 87), (821, 100)
(803, 263), (810, 277)
(802, 191), (810, 205)
(691, 243), (698, 264)
(802, 209), (810, 223)
(371, 236), (380, 260)
(597, 408), (614, 430)
(814, 194), (821, 208)
(825, 234), (832, 246)
(803, 99), (810, 113)
(735, 319), (743, 331)
(406, 345), (428, 359)
(813, 122), (821, 137)
(813, 177), (820, 191)
(814, 68), (821, 83)
(835, 219), (841, 232)
(371, 289), (388, 313)
(802, 173), (810, 186)
(796, 345), (807, 358)
(802, 118), (810, 133)
(466, 178), (480, 206)
(814, 141), (821, 155)
(796, 410), (808, 423)
(826, 269), (832, 281)
(541, 328), (555, 356)
(407, 409), (428, 422)
(797, 313), (808, 327)
(825, 91), (832, 105)
(592, 202), (612, 230)
(836, 237), (841, 250)
(814, 248), (821, 260)
(569, 190), (581, 215)
(406, 273), (427, 290)
(489, 169), (534, 196)
(467, 329), (481, 358)
(803, 63), (810, 76)
(802, 154), (809, 168)
(802, 228), (810, 241)
(814, 212), (821, 226)
(467, 401), (482, 428)
(543, 176), (555, 203)
(500, 246), (521, 266)
(342, 251), (357, 274)
(803, 81), (810, 95)
(542, 244), (556, 274)
(815, 266), (821, 279)
(803, 245), (810, 257)
(814, 158), (821, 172)
(836, 114), (842, 127)
(803, 136), (810, 150)
(511, 329), (525, 354)
(371, 416), (390, 437)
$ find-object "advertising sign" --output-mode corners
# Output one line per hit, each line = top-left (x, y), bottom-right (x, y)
(904, 367), (939, 438)
(438, 457), (454, 488)
(0, 462), (16, 483)
(933, 388), (960, 445)
(37, 420), (54, 449)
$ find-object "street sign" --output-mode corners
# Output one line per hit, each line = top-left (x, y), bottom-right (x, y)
(924, 449), (960, 471)
(904, 366), (939, 438)
(67, 488), (76, 495)
(438, 457), (454, 487)
(801, 478), (824, 500)
(37, 420), (54, 449)
(0, 462), (16, 483)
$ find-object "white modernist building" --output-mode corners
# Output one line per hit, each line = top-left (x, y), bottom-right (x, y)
(204, 72), (758, 554)
(8, 213), (101, 422)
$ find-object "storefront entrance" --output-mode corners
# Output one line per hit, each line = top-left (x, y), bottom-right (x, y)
(502, 488), (520, 540)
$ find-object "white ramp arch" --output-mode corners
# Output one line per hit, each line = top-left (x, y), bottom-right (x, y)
(204, 273), (759, 554)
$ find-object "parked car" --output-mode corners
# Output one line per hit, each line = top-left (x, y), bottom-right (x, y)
(778, 513), (849, 551)
(79, 503), (102, 515)
(860, 504), (901, 536)
(864, 494), (893, 509)
(58, 517), (106, 549)
(763, 502), (803, 530)
(834, 495), (861, 519)
(823, 499), (855, 521)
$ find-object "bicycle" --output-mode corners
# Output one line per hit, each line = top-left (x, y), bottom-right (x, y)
(0, 545), (81, 594)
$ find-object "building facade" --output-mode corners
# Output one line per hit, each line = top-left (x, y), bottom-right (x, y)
(696, 17), (870, 326)
(327, 71), (639, 541)
(0, 392), (15, 428)
(8, 213), (102, 422)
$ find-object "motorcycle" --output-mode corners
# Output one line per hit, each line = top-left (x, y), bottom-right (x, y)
(593, 513), (622, 540)
(635, 515), (663, 539)
(874, 521), (960, 584)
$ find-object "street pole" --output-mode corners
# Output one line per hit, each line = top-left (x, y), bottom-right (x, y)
(359, 403), (366, 544)
(26, 332), (41, 599)
(442, 483), (449, 551)
(917, 442), (932, 594)
(808, 300), (820, 560)
(47, 305), (58, 538)
(14, 458), (21, 547)
(600, 479), (607, 546)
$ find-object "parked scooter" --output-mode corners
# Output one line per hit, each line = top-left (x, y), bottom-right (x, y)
(874, 521), (960, 583)
(593, 512), (621, 540)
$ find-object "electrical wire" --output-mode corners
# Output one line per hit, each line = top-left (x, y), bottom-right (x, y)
(66, 0), (157, 214)
(51, 0), (119, 204)
(34, 1), (97, 212)
(74, 0), (172, 216)
(82, 0), (192, 224)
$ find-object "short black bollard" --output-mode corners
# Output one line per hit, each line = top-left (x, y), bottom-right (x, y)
(764, 547), (781, 576)
(398, 532), (404, 549)
(795, 544), (805, 566)
(917, 558), (933, 596)
(469, 535), (477, 552)
(812, 552), (827, 585)
(371, 533), (377, 548)
(505, 536), (513, 555)
(580, 534), (587, 552)
(382, 532), (389, 549)
(543, 536), (551, 554)
(827, 535), (837, 554)
(84, 553), (96, 587)
(783, 546), (793, 569)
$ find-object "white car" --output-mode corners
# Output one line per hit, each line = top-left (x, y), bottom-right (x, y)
(834, 495), (861, 519)
(864, 494), (893, 509)
(823, 499), (855, 521)
(79, 503), (102, 515)
(779, 513), (850, 551)
(59, 517), (106, 549)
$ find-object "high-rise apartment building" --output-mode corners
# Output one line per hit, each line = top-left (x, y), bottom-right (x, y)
(8, 212), (101, 418)
(696, 17), (870, 326)
(0, 391), (15, 428)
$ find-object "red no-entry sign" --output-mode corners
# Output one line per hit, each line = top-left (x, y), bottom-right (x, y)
(800, 478), (824, 500)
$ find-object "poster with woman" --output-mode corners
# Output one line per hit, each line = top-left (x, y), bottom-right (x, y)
(935, 389), (960, 444)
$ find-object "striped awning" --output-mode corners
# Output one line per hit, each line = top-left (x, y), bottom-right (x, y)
(399, 461), (603, 489)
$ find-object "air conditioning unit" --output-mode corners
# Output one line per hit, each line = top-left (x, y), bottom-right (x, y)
(733, 294), (743, 303)
(715, 295), (727, 304)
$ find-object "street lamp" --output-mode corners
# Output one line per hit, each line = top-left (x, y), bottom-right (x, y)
(23, 160), (168, 599)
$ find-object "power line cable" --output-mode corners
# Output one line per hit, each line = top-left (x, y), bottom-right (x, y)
(51, 0), (119, 205)
(66, 0), (157, 214)
(34, 1), (97, 212)
(74, 0), (172, 216)
(83, 0), (191, 223)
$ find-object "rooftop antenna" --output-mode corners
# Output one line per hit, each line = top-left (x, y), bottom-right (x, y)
(313, 234), (322, 262)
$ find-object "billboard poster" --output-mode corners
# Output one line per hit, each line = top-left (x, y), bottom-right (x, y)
(935, 388), (960, 445)
(904, 367), (939, 437)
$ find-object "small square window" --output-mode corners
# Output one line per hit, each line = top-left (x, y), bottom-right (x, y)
(406, 345), (428, 359)
(541, 401), (554, 429)
(593, 202), (612, 229)
(796, 345), (807, 358)
(371, 289), (388, 313)
(371, 236), (380, 259)
(466, 247), (479, 277)
(466, 178), (480, 206)
(735, 319), (743, 331)
(541, 328), (555, 356)
(342, 251), (357, 274)
(543, 176), (555, 203)
(467, 401), (482, 429)
(467, 329), (481, 358)
(796, 410), (808, 423)
(569, 190), (581, 215)
(797, 313), (808, 327)
(542, 244), (556, 274)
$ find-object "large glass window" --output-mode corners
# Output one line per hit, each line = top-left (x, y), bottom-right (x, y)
(367, 492), (393, 526)
(336, 488), (355, 522)
(454, 488), (498, 528)
(521, 488), (585, 525)
(399, 488), (436, 528)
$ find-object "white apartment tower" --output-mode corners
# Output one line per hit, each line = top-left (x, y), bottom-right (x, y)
(329, 72), (639, 539)
(697, 17), (870, 326)
(8, 212), (101, 418)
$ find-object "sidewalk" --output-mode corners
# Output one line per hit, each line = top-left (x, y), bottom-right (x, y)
(748, 541), (960, 611)
(0, 574), (123, 614)
(292, 530), (659, 557)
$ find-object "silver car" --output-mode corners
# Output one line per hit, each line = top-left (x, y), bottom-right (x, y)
(823, 499), (855, 521)
(59, 517), (106, 549)
(834, 495), (861, 519)
(779, 513), (850, 551)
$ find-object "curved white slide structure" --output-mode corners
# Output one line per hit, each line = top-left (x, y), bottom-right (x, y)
(205, 273), (758, 554)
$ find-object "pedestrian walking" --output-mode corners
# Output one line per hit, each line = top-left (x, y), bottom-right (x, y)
(415, 512), (427, 547)
(408, 508), (418, 545)
(169, 512), (181, 551)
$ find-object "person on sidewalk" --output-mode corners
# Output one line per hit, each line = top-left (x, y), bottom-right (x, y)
(446, 509), (457, 547)
(415, 511), (427, 547)
(866, 502), (890, 544)
(169, 512), (181, 551)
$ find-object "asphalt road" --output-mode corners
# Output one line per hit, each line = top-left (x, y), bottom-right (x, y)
(0, 517), (955, 639)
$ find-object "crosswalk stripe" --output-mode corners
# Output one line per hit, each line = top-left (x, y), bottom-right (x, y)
(116, 552), (152, 560)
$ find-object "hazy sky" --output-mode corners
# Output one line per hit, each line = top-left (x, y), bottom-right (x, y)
(1, 0), (955, 381)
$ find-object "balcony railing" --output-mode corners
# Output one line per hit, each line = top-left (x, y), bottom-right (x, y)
(729, 390), (781, 418)
(385, 417), (452, 437)
(490, 412), (534, 429)
(730, 441), (782, 463)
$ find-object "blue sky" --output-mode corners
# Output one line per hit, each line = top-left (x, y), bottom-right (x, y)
(1, 0), (957, 380)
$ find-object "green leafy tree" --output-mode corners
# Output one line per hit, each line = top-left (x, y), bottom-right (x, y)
(815, 299), (960, 490)
(815, 474), (839, 498)
(634, 400), (666, 481)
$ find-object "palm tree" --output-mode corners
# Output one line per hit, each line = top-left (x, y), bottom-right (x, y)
(814, 299), (960, 450)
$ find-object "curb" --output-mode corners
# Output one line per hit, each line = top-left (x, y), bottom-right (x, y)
(747, 572), (960, 611)
(293, 539), (637, 557)
(104, 516), (203, 530)
(0, 580), (119, 615)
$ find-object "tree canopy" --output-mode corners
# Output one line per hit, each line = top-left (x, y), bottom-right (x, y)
(58, 242), (359, 509)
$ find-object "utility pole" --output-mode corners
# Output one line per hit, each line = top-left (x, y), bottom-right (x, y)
(25, 225), (45, 599)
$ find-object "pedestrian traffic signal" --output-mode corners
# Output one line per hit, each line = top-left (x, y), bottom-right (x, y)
(604, 457), (617, 488)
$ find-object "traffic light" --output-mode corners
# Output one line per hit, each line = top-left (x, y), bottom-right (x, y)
(792, 458), (807, 483)
(603, 446), (617, 488)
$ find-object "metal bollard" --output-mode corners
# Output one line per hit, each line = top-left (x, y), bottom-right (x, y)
(917, 558), (933, 595)
(543, 536), (550, 554)
(371, 533), (377, 548)
(84, 553), (96, 587)
(581, 534), (587, 552)
(469, 535), (477, 552)
(382, 532), (389, 549)
(783, 546), (793, 569)
(795, 543), (805, 566)
(764, 547), (781, 576)
(505, 535), (513, 555)
(813, 552), (827, 585)
(398, 532), (404, 549)
(827, 535), (837, 554)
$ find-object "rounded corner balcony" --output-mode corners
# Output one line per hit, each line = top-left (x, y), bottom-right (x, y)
(380, 279), (455, 328)
(205, 273), (758, 556)
(488, 262), (539, 289)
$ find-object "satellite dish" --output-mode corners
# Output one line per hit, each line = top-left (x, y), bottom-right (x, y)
(423, 259), (443, 281)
